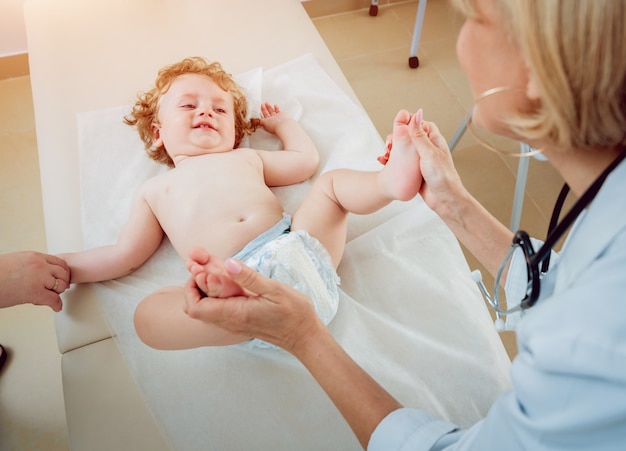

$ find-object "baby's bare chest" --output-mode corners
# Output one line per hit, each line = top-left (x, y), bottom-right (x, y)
(151, 164), (267, 215)
(141, 161), (283, 258)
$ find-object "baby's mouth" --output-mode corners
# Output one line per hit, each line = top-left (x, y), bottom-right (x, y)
(194, 122), (216, 130)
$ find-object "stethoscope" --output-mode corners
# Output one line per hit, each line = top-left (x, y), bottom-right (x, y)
(474, 148), (626, 331)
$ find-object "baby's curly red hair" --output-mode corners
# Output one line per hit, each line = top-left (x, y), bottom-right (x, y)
(124, 57), (261, 167)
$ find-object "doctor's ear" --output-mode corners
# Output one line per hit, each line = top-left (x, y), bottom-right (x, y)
(526, 68), (542, 101)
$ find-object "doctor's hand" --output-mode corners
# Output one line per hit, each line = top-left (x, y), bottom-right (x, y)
(406, 110), (468, 216)
(0, 251), (70, 312)
(185, 249), (404, 449)
(184, 248), (322, 353)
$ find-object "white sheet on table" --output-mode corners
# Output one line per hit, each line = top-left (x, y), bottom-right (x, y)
(77, 53), (511, 450)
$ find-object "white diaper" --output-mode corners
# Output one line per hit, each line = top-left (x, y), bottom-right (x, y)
(233, 214), (340, 349)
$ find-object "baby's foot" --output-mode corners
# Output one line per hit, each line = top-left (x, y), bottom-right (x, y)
(188, 248), (247, 298)
(380, 109), (424, 201)
(200, 270), (247, 299)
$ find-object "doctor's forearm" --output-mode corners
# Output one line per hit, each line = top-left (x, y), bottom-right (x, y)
(292, 321), (402, 449)
(436, 189), (514, 281)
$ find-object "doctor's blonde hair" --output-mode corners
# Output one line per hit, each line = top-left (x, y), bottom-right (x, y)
(124, 57), (260, 167)
(453, 0), (626, 152)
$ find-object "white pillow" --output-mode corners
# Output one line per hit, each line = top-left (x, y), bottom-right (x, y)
(233, 66), (263, 148)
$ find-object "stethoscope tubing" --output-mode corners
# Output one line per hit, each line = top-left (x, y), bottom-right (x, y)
(481, 147), (626, 327)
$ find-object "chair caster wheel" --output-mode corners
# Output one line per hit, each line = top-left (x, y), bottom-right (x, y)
(408, 56), (419, 68)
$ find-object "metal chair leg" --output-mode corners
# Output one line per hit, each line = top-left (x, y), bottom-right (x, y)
(448, 119), (467, 152)
(369, 0), (379, 16)
(369, 0), (427, 67)
(449, 118), (533, 232)
(408, 0), (428, 68)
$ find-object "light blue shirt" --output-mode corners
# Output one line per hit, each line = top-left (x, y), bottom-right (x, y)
(369, 159), (626, 450)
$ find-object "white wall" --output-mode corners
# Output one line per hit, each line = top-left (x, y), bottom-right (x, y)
(0, 0), (28, 57)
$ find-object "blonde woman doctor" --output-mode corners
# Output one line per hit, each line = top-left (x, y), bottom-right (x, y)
(183, 0), (626, 449)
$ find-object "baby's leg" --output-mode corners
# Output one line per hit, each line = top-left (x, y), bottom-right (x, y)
(377, 109), (424, 199)
(292, 110), (423, 267)
(134, 286), (248, 349)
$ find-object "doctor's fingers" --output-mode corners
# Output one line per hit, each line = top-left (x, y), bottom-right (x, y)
(219, 260), (317, 328)
(421, 120), (449, 151)
(183, 275), (275, 339)
(46, 255), (71, 285)
(183, 270), (317, 349)
(408, 116), (449, 153)
(183, 276), (207, 318)
(222, 259), (285, 300)
(408, 118), (465, 206)
(188, 246), (211, 267)
(226, 262), (319, 323)
(409, 118), (458, 175)
(33, 289), (64, 312)
(46, 276), (68, 295)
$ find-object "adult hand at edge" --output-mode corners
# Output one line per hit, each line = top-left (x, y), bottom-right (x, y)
(0, 251), (70, 311)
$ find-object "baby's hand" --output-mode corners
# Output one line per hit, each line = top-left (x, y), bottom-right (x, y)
(258, 102), (292, 134)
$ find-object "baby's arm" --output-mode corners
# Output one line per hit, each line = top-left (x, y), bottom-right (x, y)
(256, 102), (319, 186)
(61, 190), (164, 284)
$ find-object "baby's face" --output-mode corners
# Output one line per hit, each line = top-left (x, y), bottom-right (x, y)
(152, 73), (237, 165)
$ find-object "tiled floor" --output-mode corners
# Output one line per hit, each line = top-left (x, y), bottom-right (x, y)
(0, 1), (567, 448)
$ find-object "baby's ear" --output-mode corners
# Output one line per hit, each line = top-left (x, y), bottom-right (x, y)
(151, 122), (162, 147)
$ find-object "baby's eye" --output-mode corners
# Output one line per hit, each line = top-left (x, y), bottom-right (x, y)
(181, 104), (196, 109)
(214, 107), (227, 114)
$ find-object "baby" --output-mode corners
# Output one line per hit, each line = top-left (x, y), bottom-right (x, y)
(62, 56), (423, 350)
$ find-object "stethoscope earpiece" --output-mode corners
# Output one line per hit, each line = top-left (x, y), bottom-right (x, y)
(470, 269), (482, 284)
